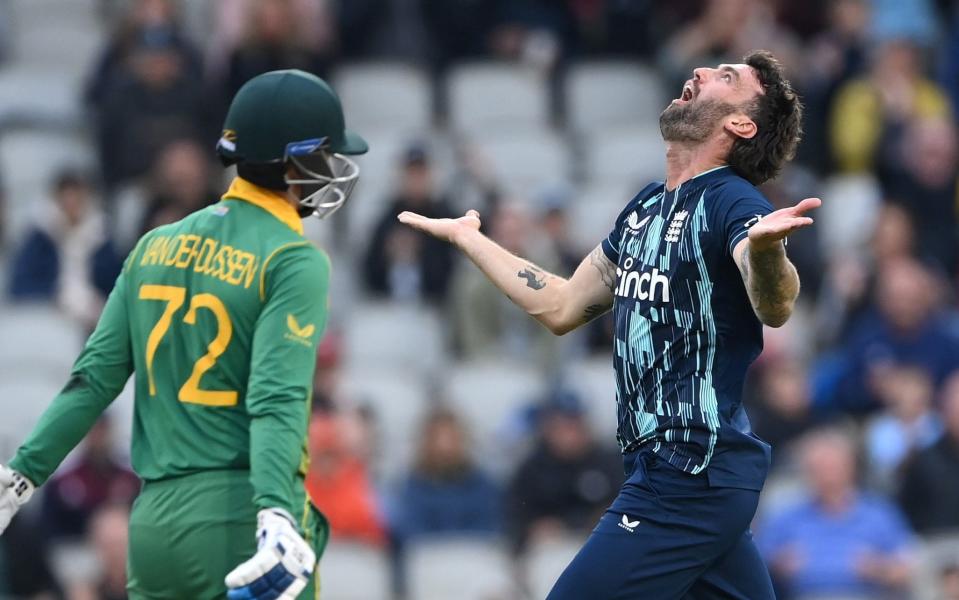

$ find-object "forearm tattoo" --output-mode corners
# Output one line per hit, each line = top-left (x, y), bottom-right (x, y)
(582, 303), (606, 323)
(517, 266), (546, 290)
(739, 244), (750, 280)
(742, 241), (797, 325)
(589, 246), (617, 291)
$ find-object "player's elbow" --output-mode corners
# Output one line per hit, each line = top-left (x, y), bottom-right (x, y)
(535, 312), (575, 336)
(757, 303), (793, 328)
(534, 305), (579, 336)
(549, 320), (578, 336)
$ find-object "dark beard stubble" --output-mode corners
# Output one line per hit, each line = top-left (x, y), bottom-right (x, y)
(659, 98), (738, 143)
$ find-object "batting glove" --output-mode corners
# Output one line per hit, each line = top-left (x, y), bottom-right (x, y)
(225, 508), (316, 600)
(0, 464), (34, 535)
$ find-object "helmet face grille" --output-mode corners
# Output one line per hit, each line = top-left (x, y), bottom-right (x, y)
(285, 150), (360, 220)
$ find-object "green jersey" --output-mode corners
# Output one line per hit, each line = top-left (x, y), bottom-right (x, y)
(11, 178), (330, 515)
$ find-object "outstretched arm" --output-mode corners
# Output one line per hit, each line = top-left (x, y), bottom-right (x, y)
(733, 197), (820, 328)
(398, 210), (616, 335)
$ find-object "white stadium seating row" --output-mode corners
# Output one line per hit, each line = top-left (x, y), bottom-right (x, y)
(316, 535), (589, 600)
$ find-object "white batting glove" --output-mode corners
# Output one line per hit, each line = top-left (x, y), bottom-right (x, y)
(225, 508), (316, 600)
(0, 464), (35, 535)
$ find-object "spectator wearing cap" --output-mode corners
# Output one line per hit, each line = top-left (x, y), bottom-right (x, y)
(94, 24), (212, 189)
(506, 390), (621, 553)
(8, 170), (122, 327)
(758, 428), (916, 599)
(898, 371), (959, 535)
(363, 143), (457, 304)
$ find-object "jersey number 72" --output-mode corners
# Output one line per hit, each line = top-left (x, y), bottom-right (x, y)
(138, 284), (238, 407)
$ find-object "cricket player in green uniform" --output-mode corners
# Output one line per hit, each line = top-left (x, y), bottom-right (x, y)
(0, 69), (368, 599)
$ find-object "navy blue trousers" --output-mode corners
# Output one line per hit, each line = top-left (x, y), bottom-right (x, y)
(546, 449), (775, 600)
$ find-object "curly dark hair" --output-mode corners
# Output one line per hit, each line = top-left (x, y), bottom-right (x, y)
(727, 50), (803, 185)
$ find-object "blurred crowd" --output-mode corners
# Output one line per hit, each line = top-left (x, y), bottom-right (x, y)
(2, 0), (959, 599)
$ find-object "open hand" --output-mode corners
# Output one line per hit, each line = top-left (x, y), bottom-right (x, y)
(397, 209), (482, 247)
(748, 197), (821, 250)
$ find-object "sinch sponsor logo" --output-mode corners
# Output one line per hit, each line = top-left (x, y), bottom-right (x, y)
(615, 257), (670, 303)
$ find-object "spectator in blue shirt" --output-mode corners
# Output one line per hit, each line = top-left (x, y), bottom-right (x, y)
(821, 257), (959, 414)
(391, 408), (500, 542)
(865, 363), (943, 490)
(758, 428), (916, 599)
(8, 170), (122, 326)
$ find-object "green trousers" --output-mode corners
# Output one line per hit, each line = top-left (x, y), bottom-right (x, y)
(127, 470), (328, 599)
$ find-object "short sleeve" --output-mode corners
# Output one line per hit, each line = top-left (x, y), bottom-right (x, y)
(710, 181), (775, 255)
(601, 212), (626, 263)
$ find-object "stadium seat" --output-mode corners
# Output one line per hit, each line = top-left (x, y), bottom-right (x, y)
(343, 301), (445, 374)
(818, 174), (881, 256)
(407, 537), (515, 600)
(584, 126), (665, 186)
(914, 534), (959, 600)
(0, 66), (85, 128)
(566, 181), (638, 252)
(105, 377), (136, 457)
(334, 63), (433, 134)
(565, 356), (619, 441)
(566, 61), (668, 132)
(9, 0), (101, 72)
(0, 379), (66, 453)
(468, 130), (573, 197)
(340, 365), (430, 479)
(446, 359), (547, 465)
(319, 542), (391, 600)
(0, 304), (85, 380)
(524, 536), (584, 599)
(448, 63), (551, 134)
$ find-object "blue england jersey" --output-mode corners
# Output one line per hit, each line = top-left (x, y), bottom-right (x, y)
(602, 166), (773, 490)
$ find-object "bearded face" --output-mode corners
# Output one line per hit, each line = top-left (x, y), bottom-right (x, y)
(659, 97), (738, 143)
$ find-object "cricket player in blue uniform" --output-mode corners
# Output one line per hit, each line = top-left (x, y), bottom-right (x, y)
(399, 50), (813, 598)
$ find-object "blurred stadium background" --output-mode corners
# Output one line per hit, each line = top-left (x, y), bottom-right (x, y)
(1, 0), (959, 599)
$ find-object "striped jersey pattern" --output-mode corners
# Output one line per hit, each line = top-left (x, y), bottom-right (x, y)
(601, 166), (775, 485)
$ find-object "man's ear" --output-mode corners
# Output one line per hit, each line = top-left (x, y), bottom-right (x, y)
(725, 113), (757, 140)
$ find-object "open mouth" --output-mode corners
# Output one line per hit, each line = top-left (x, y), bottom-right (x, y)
(677, 82), (694, 103)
